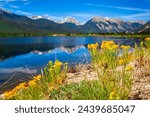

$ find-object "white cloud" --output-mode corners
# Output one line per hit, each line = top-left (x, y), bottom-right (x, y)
(0, 0), (20, 7)
(0, 0), (29, 2)
(86, 3), (150, 12)
(121, 12), (150, 19)
(17, 10), (32, 15)
(0, 0), (18, 2)
(0, 0), (29, 5)
(23, 2), (30, 5)
(9, 4), (19, 8)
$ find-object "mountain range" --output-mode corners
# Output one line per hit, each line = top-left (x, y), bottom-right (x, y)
(0, 8), (149, 35)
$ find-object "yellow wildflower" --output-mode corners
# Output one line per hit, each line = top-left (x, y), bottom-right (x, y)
(125, 65), (133, 71)
(117, 96), (120, 100)
(49, 86), (54, 91)
(121, 45), (130, 50)
(118, 59), (124, 65)
(34, 74), (42, 81)
(4, 91), (15, 100)
(48, 84), (54, 91)
(113, 44), (119, 49)
(4, 82), (27, 99)
(18, 83), (27, 89)
(53, 60), (63, 68)
(13, 83), (27, 92)
(101, 41), (118, 50)
(88, 43), (99, 50)
(145, 37), (150, 41)
(109, 92), (115, 100)
(109, 41), (115, 45)
(57, 78), (64, 84)
(128, 53), (134, 61)
(28, 79), (37, 86)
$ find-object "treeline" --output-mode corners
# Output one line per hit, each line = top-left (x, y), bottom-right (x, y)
(0, 32), (149, 37)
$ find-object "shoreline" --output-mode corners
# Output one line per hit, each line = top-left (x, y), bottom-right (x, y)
(1, 61), (150, 100)
(0, 34), (150, 38)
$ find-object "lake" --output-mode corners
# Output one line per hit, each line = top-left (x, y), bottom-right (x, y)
(0, 36), (141, 93)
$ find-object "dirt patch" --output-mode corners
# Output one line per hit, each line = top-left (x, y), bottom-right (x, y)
(129, 59), (150, 100)
(65, 65), (98, 84)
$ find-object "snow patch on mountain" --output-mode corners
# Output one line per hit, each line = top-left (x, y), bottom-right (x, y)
(29, 15), (51, 20)
(59, 17), (81, 25)
(91, 16), (123, 23)
(0, 8), (12, 14)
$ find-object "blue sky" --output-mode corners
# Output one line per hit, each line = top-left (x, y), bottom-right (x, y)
(0, 0), (150, 22)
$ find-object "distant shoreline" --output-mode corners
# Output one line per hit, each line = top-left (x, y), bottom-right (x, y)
(0, 33), (150, 39)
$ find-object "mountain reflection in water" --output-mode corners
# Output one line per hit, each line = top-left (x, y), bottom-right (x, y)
(0, 46), (91, 93)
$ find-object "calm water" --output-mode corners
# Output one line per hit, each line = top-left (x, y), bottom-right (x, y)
(0, 36), (141, 93)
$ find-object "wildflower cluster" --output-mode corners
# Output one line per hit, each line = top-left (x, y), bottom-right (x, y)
(145, 37), (150, 49)
(125, 65), (134, 71)
(3, 60), (68, 100)
(4, 83), (27, 99)
(145, 37), (150, 41)
(44, 60), (67, 91)
(87, 40), (134, 100)
(121, 45), (130, 50)
(87, 43), (99, 50)
(117, 53), (134, 65)
(118, 59), (124, 65)
(4, 74), (42, 99)
(101, 41), (119, 50)
(109, 92), (120, 100)
(53, 60), (63, 68)
(28, 75), (42, 87)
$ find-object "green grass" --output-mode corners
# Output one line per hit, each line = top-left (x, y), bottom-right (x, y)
(49, 81), (110, 100)
(0, 22), (24, 33)
(49, 79), (130, 100)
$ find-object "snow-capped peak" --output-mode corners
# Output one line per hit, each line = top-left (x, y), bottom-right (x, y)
(91, 16), (104, 22)
(91, 16), (123, 23)
(59, 17), (81, 25)
(29, 15), (51, 20)
(0, 8), (12, 14)
(29, 15), (42, 20)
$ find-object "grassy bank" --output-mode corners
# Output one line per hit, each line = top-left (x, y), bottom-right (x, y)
(0, 33), (150, 39)
(1, 37), (150, 100)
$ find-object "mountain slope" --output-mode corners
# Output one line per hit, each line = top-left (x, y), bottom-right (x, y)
(80, 16), (144, 33)
(0, 8), (80, 34)
(137, 21), (150, 33)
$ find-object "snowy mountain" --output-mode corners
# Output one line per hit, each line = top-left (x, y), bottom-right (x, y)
(29, 16), (81, 25)
(81, 16), (144, 33)
(59, 17), (81, 25)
